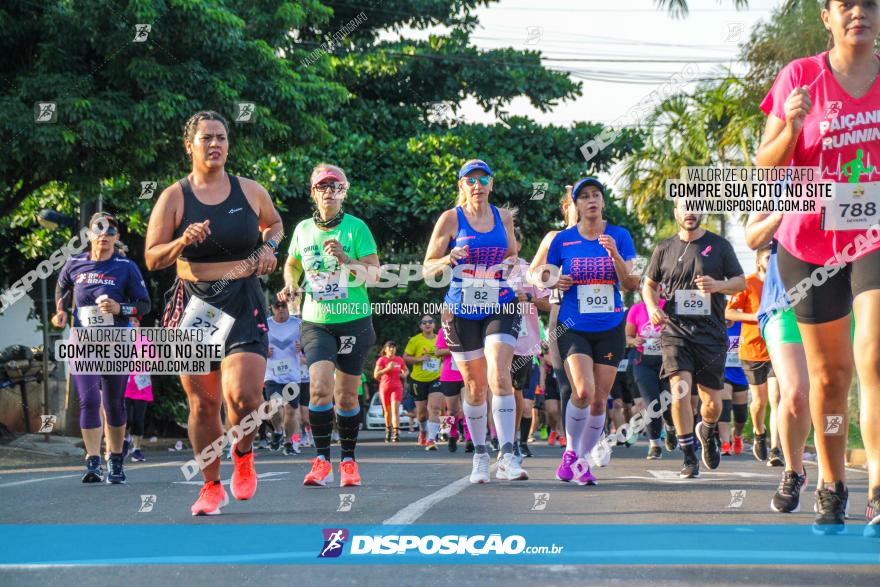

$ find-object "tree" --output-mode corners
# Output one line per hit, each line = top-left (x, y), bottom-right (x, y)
(2, 1), (645, 431)
(655, 0), (750, 19)
(620, 0), (829, 232)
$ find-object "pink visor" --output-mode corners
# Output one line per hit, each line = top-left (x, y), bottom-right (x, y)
(311, 169), (345, 188)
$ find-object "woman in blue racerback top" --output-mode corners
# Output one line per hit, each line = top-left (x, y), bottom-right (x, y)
(145, 111), (284, 517)
(423, 159), (527, 484)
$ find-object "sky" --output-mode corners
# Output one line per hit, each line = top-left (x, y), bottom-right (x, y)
(388, 0), (783, 125)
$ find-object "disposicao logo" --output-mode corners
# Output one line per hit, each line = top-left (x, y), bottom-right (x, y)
(318, 528), (348, 558)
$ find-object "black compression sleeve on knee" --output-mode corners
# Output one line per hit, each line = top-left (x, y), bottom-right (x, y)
(553, 367), (572, 422)
(336, 409), (361, 461)
(720, 399), (732, 423)
(309, 408), (334, 459)
(732, 402), (748, 425)
(519, 417), (532, 443)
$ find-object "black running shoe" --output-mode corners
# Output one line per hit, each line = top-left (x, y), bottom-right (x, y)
(865, 491), (880, 538)
(753, 431), (768, 461)
(646, 445), (662, 460)
(664, 427), (677, 452)
(679, 447), (700, 479)
(448, 435), (458, 452)
(270, 432), (283, 452)
(520, 441), (533, 458)
(465, 439), (475, 453)
(696, 421), (720, 470)
(82, 455), (104, 483)
(107, 454), (126, 484)
(771, 469), (806, 513)
(391, 428), (400, 443)
(283, 441), (295, 455)
(813, 481), (847, 535)
(767, 447), (784, 467)
(385, 428), (392, 443)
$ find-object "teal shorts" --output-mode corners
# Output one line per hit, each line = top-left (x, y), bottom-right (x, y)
(761, 308), (854, 356)
(760, 309), (801, 356)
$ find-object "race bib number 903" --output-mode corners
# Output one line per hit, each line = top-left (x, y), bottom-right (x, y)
(577, 284), (614, 313)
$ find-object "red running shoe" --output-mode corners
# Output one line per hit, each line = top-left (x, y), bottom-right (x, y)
(230, 449), (257, 500)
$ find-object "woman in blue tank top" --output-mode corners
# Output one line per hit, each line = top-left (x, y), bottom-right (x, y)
(145, 111), (284, 517)
(531, 177), (638, 486)
(423, 159), (527, 484)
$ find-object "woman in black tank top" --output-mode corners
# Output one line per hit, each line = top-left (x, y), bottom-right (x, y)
(145, 111), (284, 517)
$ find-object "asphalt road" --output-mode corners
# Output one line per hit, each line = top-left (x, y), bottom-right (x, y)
(0, 431), (877, 586)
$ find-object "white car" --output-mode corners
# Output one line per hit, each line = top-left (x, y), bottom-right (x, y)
(365, 393), (413, 430)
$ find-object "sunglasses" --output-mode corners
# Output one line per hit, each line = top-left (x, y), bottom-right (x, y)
(462, 176), (491, 187)
(273, 304), (287, 309)
(91, 226), (118, 236)
(313, 182), (346, 193)
(420, 320), (434, 325)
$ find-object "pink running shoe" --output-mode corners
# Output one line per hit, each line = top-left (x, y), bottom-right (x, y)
(574, 459), (598, 486)
(555, 450), (578, 482)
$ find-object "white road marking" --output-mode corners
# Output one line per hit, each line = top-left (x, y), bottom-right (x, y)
(0, 474), (80, 488)
(383, 461), (499, 525)
(172, 471), (289, 485)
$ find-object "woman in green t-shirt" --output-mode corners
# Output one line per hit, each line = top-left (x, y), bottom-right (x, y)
(282, 163), (379, 488)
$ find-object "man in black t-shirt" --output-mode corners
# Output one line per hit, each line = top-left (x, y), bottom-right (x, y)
(643, 200), (745, 479)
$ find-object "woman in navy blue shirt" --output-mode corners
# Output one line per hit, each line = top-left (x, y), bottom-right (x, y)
(532, 177), (637, 486)
(53, 212), (151, 484)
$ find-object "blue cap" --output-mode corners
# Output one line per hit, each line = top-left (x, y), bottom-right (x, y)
(458, 159), (494, 179)
(571, 177), (605, 201)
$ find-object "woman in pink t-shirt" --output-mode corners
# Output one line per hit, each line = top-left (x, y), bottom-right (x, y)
(373, 341), (408, 443)
(755, 0), (880, 533)
(435, 324), (465, 452)
(626, 297), (673, 460)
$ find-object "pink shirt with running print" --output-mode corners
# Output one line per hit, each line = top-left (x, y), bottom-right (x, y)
(626, 299), (666, 354)
(761, 51), (880, 265)
(435, 327), (463, 383)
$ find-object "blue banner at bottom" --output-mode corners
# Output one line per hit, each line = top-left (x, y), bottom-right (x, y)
(2, 525), (878, 565)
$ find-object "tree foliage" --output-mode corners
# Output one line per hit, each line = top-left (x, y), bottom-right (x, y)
(1, 0), (644, 431)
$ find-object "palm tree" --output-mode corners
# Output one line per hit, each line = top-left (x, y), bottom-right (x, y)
(655, 0), (750, 19)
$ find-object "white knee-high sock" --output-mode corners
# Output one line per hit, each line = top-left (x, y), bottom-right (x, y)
(463, 401), (488, 453)
(565, 401), (590, 457)
(427, 420), (439, 442)
(581, 412), (607, 456)
(491, 395), (517, 454)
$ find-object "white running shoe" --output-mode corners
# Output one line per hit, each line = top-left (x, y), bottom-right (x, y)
(590, 436), (612, 468)
(291, 440), (301, 454)
(470, 453), (491, 484)
(496, 453), (529, 481)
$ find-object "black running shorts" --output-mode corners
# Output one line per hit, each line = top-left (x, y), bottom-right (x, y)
(301, 316), (376, 376)
(777, 244), (880, 325)
(660, 333), (726, 391)
(557, 322), (625, 367)
(442, 302), (521, 362)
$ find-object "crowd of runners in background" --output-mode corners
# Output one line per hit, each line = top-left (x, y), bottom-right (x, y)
(50, 0), (880, 535)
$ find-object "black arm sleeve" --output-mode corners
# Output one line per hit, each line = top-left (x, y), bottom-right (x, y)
(54, 278), (72, 311)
